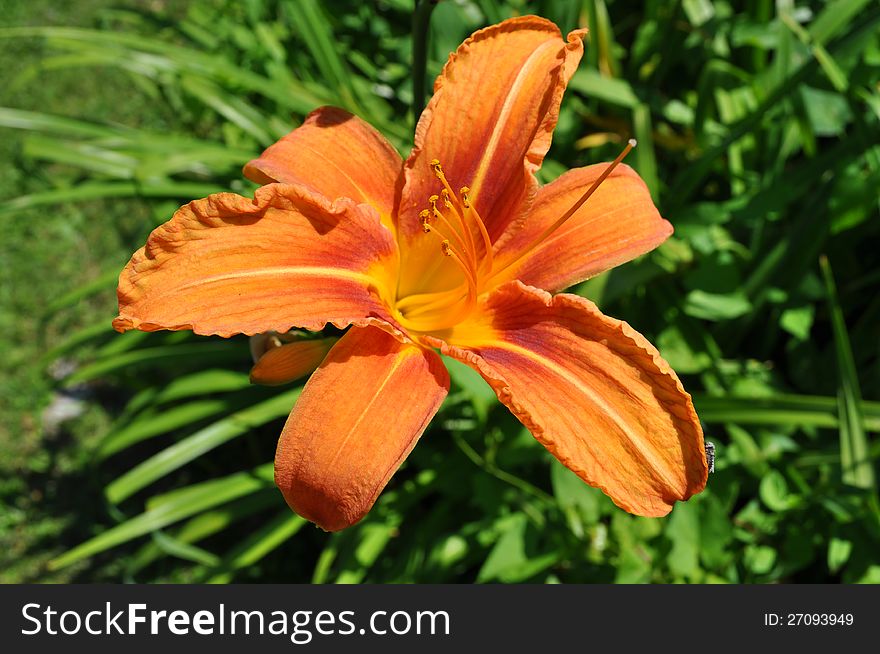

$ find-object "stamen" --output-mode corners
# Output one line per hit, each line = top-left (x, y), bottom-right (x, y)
(420, 216), (472, 288)
(441, 189), (453, 209)
(427, 161), (483, 278)
(397, 286), (468, 315)
(403, 239), (478, 326)
(439, 240), (477, 292)
(401, 157), (505, 330)
(398, 235), (478, 327)
(460, 185), (494, 276)
(428, 203), (472, 260)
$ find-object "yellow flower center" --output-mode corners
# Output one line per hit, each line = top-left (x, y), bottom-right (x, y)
(395, 140), (637, 334)
(394, 161), (491, 333)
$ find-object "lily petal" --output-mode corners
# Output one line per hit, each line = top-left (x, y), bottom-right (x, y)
(114, 184), (402, 338)
(250, 338), (335, 386)
(427, 281), (707, 517)
(244, 106), (403, 231)
(399, 16), (586, 275)
(494, 163), (672, 292)
(275, 326), (449, 531)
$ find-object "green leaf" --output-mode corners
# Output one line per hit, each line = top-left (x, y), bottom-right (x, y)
(128, 491), (278, 575)
(477, 516), (559, 583)
(149, 530), (220, 567)
(551, 459), (601, 532)
(44, 268), (120, 315)
(693, 394), (880, 431)
(97, 397), (241, 460)
(809, 0), (875, 43)
(443, 355), (495, 421)
(779, 305), (815, 340)
(821, 255), (875, 490)
(335, 523), (398, 584)
(180, 75), (273, 145)
(656, 324), (713, 373)
(140, 369), (251, 407)
(759, 470), (798, 512)
(40, 321), (115, 364)
(203, 512), (306, 583)
(666, 502), (700, 579)
(632, 103), (659, 196)
(569, 69), (639, 108)
(827, 536), (853, 573)
(0, 182), (228, 215)
(62, 341), (242, 385)
(800, 87), (852, 136)
(682, 0), (715, 27)
(23, 134), (139, 178)
(0, 106), (132, 138)
(50, 464), (276, 569)
(684, 290), (752, 320)
(105, 389), (299, 503)
(744, 545), (777, 575)
(286, 0), (360, 111)
(0, 27), (326, 114)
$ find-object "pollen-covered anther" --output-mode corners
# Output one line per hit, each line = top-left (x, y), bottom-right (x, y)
(419, 210), (432, 233)
(419, 157), (497, 283)
(441, 240), (453, 257)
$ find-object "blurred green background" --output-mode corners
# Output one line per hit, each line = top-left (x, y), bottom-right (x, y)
(1, 0), (878, 583)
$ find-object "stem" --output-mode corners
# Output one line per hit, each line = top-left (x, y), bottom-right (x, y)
(452, 431), (554, 504)
(411, 0), (437, 127)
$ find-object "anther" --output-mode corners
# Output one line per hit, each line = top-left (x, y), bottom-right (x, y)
(459, 186), (470, 208)
(440, 189), (453, 208)
(419, 209), (432, 232)
(441, 240), (453, 256)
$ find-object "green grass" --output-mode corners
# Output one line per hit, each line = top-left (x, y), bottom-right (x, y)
(0, 0), (183, 581)
(0, 0), (878, 583)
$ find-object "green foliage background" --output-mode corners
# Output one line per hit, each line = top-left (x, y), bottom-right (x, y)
(1, 0), (878, 583)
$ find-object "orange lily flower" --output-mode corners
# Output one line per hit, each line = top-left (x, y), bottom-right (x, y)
(114, 16), (707, 531)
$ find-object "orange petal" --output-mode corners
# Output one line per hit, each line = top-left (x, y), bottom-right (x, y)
(113, 184), (402, 338)
(426, 281), (707, 517)
(275, 326), (449, 531)
(250, 338), (335, 386)
(398, 16), (586, 277)
(244, 106), (403, 232)
(493, 163), (672, 292)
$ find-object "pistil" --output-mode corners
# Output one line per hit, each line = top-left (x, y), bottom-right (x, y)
(488, 139), (637, 284)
